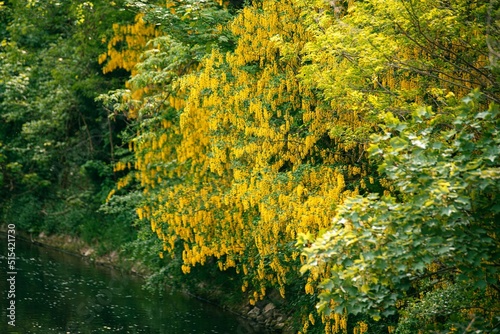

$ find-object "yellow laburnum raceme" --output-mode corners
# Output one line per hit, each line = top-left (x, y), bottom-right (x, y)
(99, 12), (164, 194)
(99, 13), (161, 76)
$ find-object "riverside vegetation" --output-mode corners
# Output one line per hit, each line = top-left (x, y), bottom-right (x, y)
(1, 0), (499, 333)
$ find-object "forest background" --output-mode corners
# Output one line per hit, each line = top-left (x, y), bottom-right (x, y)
(1, 0), (499, 333)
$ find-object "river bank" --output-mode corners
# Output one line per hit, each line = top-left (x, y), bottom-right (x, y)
(0, 225), (292, 333)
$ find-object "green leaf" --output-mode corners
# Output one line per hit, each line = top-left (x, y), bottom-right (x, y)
(475, 111), (490, 119)
(414, 261), (425, 271)
(389, 137), (408, 150)
(474, 280), (487, 289)
(319, 278), (334, 291)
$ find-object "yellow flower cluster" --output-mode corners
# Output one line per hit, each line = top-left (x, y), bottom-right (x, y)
(137, 1), (368, 331)
(99, 13), (160, 75)
(102, 0), (407, 332)
(353, 322), (368, 334)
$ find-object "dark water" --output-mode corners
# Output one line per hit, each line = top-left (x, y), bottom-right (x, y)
(0, 233), (268, 334)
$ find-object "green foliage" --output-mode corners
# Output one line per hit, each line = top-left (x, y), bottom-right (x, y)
(397, 281), (497, 334)
(0, 0), (138, 254)
(300, 91), (500, 330)
(2, 0), (499, 332)
(1, 193), (44, 232)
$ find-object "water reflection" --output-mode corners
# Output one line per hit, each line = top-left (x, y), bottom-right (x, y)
(0, 234), (269, 333)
